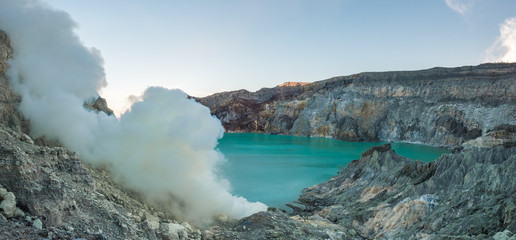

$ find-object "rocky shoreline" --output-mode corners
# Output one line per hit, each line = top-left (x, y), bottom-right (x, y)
(198, 63), (516, 149)
(206, 144), (516, 239)
(1, 29), (516, 239)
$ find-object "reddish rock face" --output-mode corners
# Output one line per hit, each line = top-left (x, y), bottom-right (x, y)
(277, 82), (311, 87)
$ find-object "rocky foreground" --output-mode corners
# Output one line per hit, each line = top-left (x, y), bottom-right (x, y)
(1, 29), (515, 239)
(198, 63), (516, 148)
(206, 144), (516, 240)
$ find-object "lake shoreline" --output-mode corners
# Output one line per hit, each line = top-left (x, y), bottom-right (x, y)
(218, 132), (449, 209)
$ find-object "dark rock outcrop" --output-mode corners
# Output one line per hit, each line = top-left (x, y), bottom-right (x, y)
(199, 64), (516, 148)
(84, 96), (114, 116)
(208, 144), (516, 239)
(0, 30), (29, 136)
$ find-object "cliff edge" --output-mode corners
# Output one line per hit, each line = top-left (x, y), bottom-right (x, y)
(199, 64), (516, 148)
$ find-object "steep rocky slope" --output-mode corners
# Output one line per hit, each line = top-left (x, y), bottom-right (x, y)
(199, 64), (516, 148)
(0, 30), (28, 137)
(0, 30), (202, 239)
(208, 144), (516, 239)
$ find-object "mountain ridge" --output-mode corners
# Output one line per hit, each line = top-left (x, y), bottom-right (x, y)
(199, 62), (516, 148)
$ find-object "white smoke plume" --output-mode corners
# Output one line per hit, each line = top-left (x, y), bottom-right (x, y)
(0, 0), (266, 225)
(485, 17), (516, 63)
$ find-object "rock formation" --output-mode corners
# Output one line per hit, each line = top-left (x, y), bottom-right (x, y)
(207, 144), (516, 239)
(1, 28), (515, 239)
(84, 96), (114, 116)
(199, 64), (516, 148)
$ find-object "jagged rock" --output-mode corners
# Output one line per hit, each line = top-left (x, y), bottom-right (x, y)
(162, 222), (188, 240)
(13, 207), (24, 217)
(0, 213), (42, 239)
(494, 230), (516, 240)
(84, 96), (114, 116)
(295, 145), (516, 239)
(463, 124), (516, 149)
(145, 212), (160, 230)
(0, 189), (16, 217)
(208, 144), (516, 239)
(204, 211), (352, 240)
(0, 31), (29, 136)
(199, 63), (516, 148)
(33, 218), (43, 230)
(361, 142), (391, 157)
(0, 124), (197, 239)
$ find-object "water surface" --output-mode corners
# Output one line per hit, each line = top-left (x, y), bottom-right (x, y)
(217, 133), (449, 209)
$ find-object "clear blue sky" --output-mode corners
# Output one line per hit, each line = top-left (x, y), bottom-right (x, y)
(43, 0), (516, 114)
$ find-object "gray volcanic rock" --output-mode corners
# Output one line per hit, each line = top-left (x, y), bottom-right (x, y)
(199, 64), (516, 148)
(0, 31), (29, 136)
(0, 29), (201, 240)
(0, 122), (202, 239)
(203, 211), (353, 240)
(84, 96), (114, 116)
(209, 144), (516, 239)
(297, 143), (516, 239)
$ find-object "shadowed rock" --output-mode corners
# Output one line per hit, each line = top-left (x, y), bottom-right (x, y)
(84, 96), (114, 116)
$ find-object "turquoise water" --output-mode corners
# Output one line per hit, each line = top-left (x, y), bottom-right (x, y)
(217, 133), (449, 209)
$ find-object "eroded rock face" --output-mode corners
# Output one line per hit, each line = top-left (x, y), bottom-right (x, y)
(0, 124), (204, 239)
(293, 144), (515, 239)
(0, 31), (28, 136)
(199, 64), (516, 148)
(208, 144), (516, 239)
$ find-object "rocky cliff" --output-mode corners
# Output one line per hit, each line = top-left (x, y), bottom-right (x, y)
(199, 64), (516, 148)
(207, 144), (516, 239)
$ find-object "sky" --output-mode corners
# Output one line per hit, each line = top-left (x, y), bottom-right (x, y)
(42, 0), (516, 115)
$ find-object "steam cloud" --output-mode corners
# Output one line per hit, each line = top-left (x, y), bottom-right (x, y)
(485, 18), (516, 63)
(0, 0), (266, 224)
